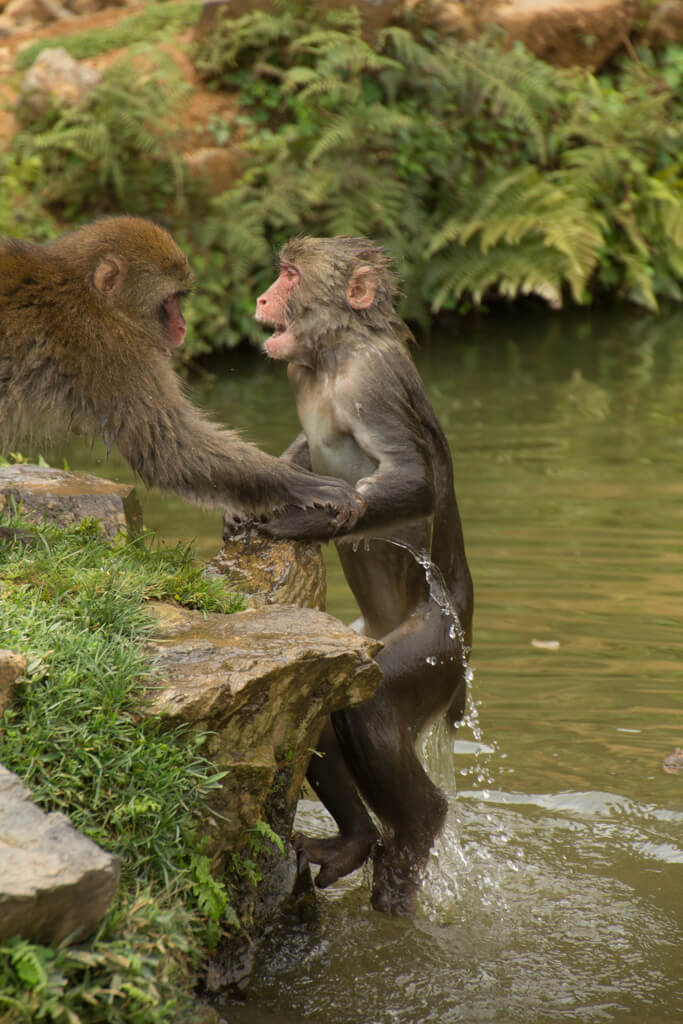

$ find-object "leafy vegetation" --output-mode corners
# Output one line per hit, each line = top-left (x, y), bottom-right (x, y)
(0, 516), (245, 1022)
(2, 1), (681, 352)
(14, 1), (203, 70)
(14, 52), (192, 219)
(190, 4), (682, 343)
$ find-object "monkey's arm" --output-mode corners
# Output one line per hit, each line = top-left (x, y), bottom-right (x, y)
(343, 407), (434, 531)
(110, 364), (363, 528)
(281, 432), (312, 469)
(263, 379), (431, 540)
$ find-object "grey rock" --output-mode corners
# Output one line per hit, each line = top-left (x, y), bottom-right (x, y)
(0, 766), (120, 944)
(21, 46), (101, 114)
(0, 464), (142, 541)
(143, 601), (382, 865)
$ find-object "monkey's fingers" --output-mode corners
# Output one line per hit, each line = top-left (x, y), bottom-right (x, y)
(221, 514), (262, 541)
(329, 492), (366, 533)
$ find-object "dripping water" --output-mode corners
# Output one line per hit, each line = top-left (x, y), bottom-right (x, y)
(379, 532), (497, 815)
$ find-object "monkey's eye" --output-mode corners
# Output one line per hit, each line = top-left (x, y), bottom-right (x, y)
(280, 264), (300, 283)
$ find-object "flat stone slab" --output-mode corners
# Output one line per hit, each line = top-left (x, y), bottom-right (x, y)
(0, 766), (120, 945)
(0, 464), (142, 540)
(143, 602), (382, 853)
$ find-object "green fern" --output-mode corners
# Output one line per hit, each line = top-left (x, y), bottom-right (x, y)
(15, 51), (189, 216)
(425, 240), (569, 310)
(428, 168), (605, 306)
(187, 1), (682, 340)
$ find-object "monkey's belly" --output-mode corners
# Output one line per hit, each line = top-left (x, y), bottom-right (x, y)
(308, 433), (376, 487)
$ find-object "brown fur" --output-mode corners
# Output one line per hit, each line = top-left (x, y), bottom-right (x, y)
(0, 217), (364, 529)
(258, 236), (474, 914)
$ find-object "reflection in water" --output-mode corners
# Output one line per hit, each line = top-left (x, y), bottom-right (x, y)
(29, 307), (683, 1023)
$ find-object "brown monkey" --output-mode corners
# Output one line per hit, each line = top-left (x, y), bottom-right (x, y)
(0, 217), (364, 533)
(256, 236), (474, 915)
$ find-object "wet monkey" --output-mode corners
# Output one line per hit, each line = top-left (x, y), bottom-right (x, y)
(256, 236), (474, 914)
(0, 217), (364, 534)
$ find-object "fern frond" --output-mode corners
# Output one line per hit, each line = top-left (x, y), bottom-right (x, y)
(305, 103), (410, 166)
(283, 73), (358, 105)
(428, 168), (605, 306)
(378, 26), (443, 77)
(620, 254), (659, 311)
(280, 66), (321, 92)
(292, 29), (401, 76)
(441, 38), (556, 163)
(427, 240), (567, 310)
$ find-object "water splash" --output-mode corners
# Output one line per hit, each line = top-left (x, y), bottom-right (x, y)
(379, 536), (469, 672)
(378, 536), (496, 787)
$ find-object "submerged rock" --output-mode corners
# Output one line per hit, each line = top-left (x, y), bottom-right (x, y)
(662, 747), (683, 774)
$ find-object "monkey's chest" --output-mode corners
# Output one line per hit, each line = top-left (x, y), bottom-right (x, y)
(298, 402), (375, 486)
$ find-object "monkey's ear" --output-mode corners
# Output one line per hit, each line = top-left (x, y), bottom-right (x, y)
(346, 266), (378, 310)
(93, 255), (124, 296)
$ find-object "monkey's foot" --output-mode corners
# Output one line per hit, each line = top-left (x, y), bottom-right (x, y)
(370, 840), (427, 917)
(293, 830), (378, 889)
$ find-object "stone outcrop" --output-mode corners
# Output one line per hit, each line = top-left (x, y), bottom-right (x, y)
(0, 464), (142, 541)
(143, 601), (381, 862)
(143, 599), (382, 995)
(0, 466), (381, 987)
(194, 1), (671, 70)
(21, 45), (101, 114)
(0, 766), (120, 945)
(643, 0), (683, 45)
(0, 0), (125, 35)
(208, 522), (326, 610)
(485, 0), (642, 70)
(195, 0), (401, 44)
(0, 649), (26, 715)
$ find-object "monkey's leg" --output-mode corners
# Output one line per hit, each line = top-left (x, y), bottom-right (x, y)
(333, 616), (462, 915)
(334, 695), (448, 916)
(294, 719), (380, 889)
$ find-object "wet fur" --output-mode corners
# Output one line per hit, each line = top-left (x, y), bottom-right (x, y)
(263, 235), (474, 914)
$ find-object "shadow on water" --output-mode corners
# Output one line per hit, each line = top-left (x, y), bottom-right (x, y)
(32, 305), (683, 1023)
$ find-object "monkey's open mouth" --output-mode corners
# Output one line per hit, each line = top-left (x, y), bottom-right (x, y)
(160, 293), (187, 353)
(257, 318), (286, 345)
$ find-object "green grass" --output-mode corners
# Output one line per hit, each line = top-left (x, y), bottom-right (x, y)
(14, 1), (203, 70)
(0, 516), (245, 1023)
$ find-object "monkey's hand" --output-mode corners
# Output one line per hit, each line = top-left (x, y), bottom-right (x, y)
(257, 491), (366, 541)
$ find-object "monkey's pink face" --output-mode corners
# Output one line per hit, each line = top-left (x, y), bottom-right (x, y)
(255, 262), (300, 361)
(161, 293), (187, 354)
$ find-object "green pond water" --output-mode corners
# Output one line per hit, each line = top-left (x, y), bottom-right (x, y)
(36, 305), (682, 1024)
